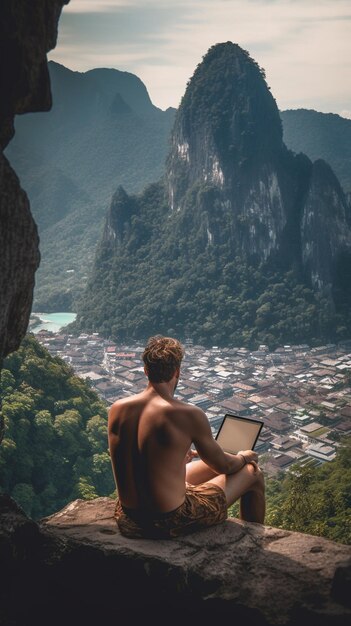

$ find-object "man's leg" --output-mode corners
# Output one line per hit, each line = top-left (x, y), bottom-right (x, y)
(186, 459), (218, 484)
(186, 459), (265, 524)
(209, 463), (265, 524)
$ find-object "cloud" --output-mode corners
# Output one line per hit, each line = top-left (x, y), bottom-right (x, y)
(64, 1), (135, 13)
(64, 0), (196, 13)
(51, 0), (351, 112)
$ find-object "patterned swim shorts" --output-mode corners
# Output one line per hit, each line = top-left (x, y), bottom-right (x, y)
(114, 481), (228, 539)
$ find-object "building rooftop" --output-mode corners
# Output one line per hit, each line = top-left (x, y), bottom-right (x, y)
(300, 422), (325, 433)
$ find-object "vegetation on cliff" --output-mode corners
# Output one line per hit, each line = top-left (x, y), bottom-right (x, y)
(229, 438), (351, 545)
(0, 335), (114, 518)
(265, 442), (351, 545)
(73, 179), (349, 349)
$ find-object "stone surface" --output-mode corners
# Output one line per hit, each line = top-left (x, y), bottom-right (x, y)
(0, 156), (40, 365)
(0, 0), (69, 150)
(1, 494), (350, 625)
(41, 498), (351, 624)
(301, 159), (351, 290)
(0, 0), (69, 441)
(42, 497), (351, 625)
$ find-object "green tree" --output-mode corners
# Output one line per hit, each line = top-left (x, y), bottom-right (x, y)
(263, 438), (351, 544)
(0, 335), (113, 519)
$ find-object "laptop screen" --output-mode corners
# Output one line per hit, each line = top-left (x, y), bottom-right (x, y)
(215, 413), (263, 454)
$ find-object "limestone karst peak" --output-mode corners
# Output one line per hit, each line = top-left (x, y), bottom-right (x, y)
(75, 44), (351, 347)
(166, 42), (283, 211)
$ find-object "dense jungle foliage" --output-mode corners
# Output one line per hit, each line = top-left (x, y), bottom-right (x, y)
(229, 437), (351, 545)
(0, 336), (114, 519)
(73, 181), (350, 350)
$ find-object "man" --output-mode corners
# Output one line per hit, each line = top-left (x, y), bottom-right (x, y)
(108, 335), (265, 539)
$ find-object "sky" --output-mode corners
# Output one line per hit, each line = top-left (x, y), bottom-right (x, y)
(49, 0), (351, 117)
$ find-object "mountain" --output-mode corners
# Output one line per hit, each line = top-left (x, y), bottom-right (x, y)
(5, 61), (176, 310)
(280, 109), (351, 193)
(73, 43), (351, 348)
(5, 59), (350, 314)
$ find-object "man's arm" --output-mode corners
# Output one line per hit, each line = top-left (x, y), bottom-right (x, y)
(190, 406), (258, 474)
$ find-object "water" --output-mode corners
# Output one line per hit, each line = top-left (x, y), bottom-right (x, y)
(31, 312), (77, 334)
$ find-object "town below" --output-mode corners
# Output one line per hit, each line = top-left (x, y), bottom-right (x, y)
(29, 319), (351, 477)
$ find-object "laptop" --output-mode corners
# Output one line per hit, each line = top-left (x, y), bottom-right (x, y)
(215, 413), (263, 454)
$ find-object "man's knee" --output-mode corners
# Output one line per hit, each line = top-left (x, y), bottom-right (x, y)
(246, 463), (265, 489)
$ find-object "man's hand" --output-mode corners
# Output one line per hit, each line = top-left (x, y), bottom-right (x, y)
(237, 449), (259, 468)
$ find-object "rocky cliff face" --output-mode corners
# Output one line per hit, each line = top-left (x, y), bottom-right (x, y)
(166, 43), (288, 261)
(1, 495), (350, 626)
(301, 160), (351, 291)
(0, 0), (69, 441)
(166, 43), (351, 275)
(0, 159), (39, 369)
(103, 186), (137, 249)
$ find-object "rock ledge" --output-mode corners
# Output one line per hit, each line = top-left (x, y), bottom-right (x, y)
(1, 495), (350, 626)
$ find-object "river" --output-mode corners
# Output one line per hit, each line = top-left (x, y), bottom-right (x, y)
(30, 312), (77, 334)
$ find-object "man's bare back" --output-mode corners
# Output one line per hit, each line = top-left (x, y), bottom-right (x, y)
(108, 386), (214, 512)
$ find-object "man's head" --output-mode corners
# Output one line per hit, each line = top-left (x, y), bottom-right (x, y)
(142, 335), (184, 384)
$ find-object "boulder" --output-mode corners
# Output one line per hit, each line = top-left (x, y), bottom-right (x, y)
(1, 494), (350, 626)
(0, 0), (69, 442)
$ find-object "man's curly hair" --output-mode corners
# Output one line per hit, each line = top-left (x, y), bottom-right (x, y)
(142, 335), (184, 383)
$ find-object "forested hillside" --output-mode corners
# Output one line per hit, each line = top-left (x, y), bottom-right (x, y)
(231, 438), (351, 545)
(264, 443), (351, 545)
(5, 62), (175, 311)
(0, 336), (114, 519)
(76, 184), (339, 348)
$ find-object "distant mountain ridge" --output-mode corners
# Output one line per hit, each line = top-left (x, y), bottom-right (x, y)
(280, 108), (351, 193)
(74, 43), (351, 348)
(5, 61), (176, 310)
(5, 59), (351, 314)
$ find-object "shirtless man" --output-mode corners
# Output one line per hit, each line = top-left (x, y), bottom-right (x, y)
(108, 335), (265, 538)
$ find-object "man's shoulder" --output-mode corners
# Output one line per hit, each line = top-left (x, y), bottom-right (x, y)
(108, 394), (140, 417)
(171, 398), (205, 418)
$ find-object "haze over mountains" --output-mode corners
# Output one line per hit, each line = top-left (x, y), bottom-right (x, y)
(280, 109), (351, 195)
(5, 53), (351, 325)
(5, 61), (175, 310)
(74, 43), (351, 348)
